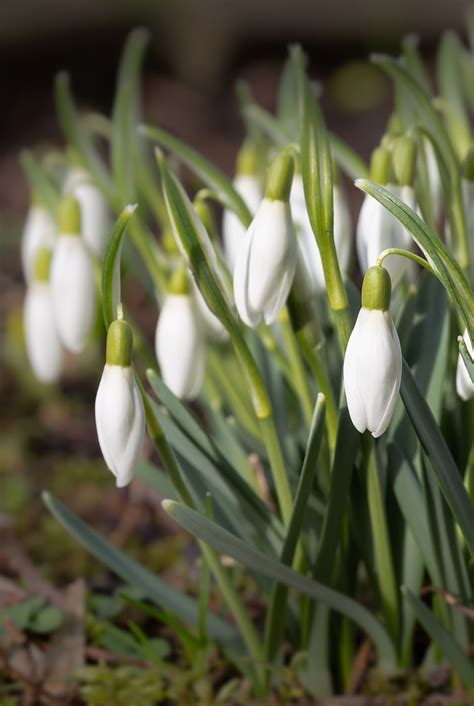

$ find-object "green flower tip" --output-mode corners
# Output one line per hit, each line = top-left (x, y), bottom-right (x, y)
(58, 194), (81, 235)
(237, 139), (260, 176)
(265, 148), (295, 201)
(369, 145), (390, 185)
(161, 498), (176, 512)
(361, 265), (392, 311)
(106, 317), (134, 367)
(168, 264), (190, 295)
(162, 226), (179, 255)
(392, 135), (417, 187)
(34, 247), (53, 282)
(462, 143), (474, 182)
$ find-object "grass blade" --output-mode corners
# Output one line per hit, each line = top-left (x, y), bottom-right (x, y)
(42, 491), (239, 646)
(163, 500), (397, 668)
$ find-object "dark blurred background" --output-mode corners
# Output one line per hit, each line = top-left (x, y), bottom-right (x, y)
(0, 0), (472, 218)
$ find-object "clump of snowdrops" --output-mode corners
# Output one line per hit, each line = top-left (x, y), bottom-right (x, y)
(20, 23), (474, 698)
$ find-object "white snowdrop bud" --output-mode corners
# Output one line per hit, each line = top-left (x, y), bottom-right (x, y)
(50, 196), (97, 354)
(222, 141), (262, 273)
(357, 141), (415, 286)
(233, 149), (297, 327)
(21, 204), (56, 283)
(343, 266), (402, 438)
(64, 168), (110, 257)
(291, 175), (351, 291)
(24, 247), (63, 383)
(155, 268), (206, 400)
(95, 317), (145, 487)
(456, 330), (474, 401)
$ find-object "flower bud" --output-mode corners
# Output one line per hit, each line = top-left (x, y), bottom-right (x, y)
(24, 247), (63, 383)
(222, 141), (262, 273)
(392, 135), (417, 187)
(64, 168), (110, 257)
(233, 150), (297, 327)
(50, 195), (97, 354)
(155, 269), (205, 399)
(95, 317), (145, 487)
(21, 203), (56, 283)
(343, 266), (402, 438)
(456, 329), (474, 401)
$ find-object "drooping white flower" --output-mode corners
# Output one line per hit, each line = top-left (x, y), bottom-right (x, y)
(343, 266), (402, 438)
(155, 286), (205, 400)
(456, 329), (474, 401)
(234, 197), (297, 327)
(291, 175), (351, 291)
(64, 168), (110, 257)
(24, 247), (63, 383)
(95, 318), (145, 487)
(50, 196), (97, 354)
(223, 174), (262, 273)
(21, 205), (56, 283)
(356, 184), (414, 285)
(233, 147), (297, 327)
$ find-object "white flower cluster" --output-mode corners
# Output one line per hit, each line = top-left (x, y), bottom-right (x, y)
(22, 171), (109, 383)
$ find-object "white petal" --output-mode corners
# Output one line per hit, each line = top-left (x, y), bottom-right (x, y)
(21, 207), (56, 283)
(95, 365), (145, 486)
(64, 169), (110, 257)
(155, 294), (206, 399)
(333, 185), (352, 273)
(343, 310), (369, 433)
(234, 199), (297, 326)
(24, 283), (63, 383)
(50, 235), (97, 353)
(343, 308), (402, 437)
(456, 329), (474, 401)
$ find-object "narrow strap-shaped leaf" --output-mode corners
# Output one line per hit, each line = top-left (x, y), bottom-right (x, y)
(400, 359), (474, 558)
(111, 28), (150, 203)
(19, 150), (60, 217)
(437, 32), (471, 160)
(147, 369), (219, 462)
(54, 72), (114, 201)
(264, 394), (326, 660)
(370, 55), (457, 173)
(101, 205), (137, 328)
(42, 492), (239, 646)
(163, 500), (397, 668)
(355, 179), (474, 341)
(312, 399), (359, 582)
(403, 588), (474, 689)
(243, 103), (368, 180)
(140, 124), (252, 226)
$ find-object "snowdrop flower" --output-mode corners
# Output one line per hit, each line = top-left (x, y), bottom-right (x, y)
(21, 203), (56, 283)
(357, 138), (416, 286)
(95, 314), (145, 487)
(291, 174), (351, 291)
(222, 141), (262, 273)
(155, 267), (205, 400)
(344, 265), (402, 438)
(234, 149), (297, 327)
(24, 247), (63, 383)
(64, 168), (110, 257)
(456, 330), (474, 401)
(50, 195), (97, 354)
